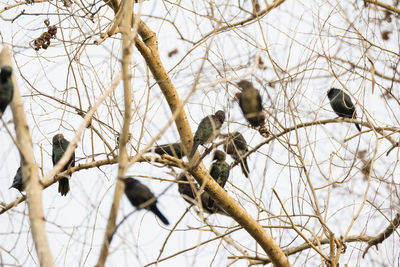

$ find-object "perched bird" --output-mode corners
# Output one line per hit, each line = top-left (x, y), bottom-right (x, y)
(177, 174), (197, 202)
(189, 110), (225, 158)
(121, 177), (169, 225)
(0, 66), (14, 118)
(208, 150), (230, 208)
(9, 167), (24, 193)
(236, 80), (265, 127)
(52, 134), (75, 196)
(147, 142), (184, 159)
(327, 88), (361, 131)
(223, 132), (249, 178)
(177, 174), (227, 215)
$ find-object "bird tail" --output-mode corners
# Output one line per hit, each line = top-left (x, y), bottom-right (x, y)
(239, 158), (250, 178)
(151, 206), (169, 225)
(355, 123), (361, 132)
(58, 176), (70, 196)
(189, 142), (198, 158)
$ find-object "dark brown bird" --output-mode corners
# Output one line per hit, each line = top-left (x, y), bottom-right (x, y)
(121, 177), (169, 225)
(223, 132), (249, 178)
(236, 80), (265, 127)
(189, 110), (225, 158)
(207, 150), (230, 208)
(147, 142), (184, 159)
(327, 88), (361, 131)
(0, 66), (14, 118)
(177, 174), (227, 215)
(9, 167), (24, 193)
(52, 134), (75, 196)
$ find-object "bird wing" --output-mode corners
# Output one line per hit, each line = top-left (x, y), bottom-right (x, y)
(135, 183), (156, 208)
(195, 116), (215, 143)
(209, 163), (219, 182)
(62, 139), (75, 168)
(52, 147), (57, 165)
(343, 93), (356, 115)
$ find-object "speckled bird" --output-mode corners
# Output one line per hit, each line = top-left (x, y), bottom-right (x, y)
(236, 80), (265, 127)
(52, 134), (75, 196)
(147, 142), (184, 159)
(121, 177), (169, 225)
(0, 66), (14, 118)
(177, 174), (227, 215)
(223, 132), (249, 178)
(207, 150), (230, 208)
(327, 88), (361, 131)
(9, 167), (24, 193)
(189, 110), (225, 158)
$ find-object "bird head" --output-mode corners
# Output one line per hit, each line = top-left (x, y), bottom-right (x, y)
(119, 177), (138, 184)
(0, 66), (12, 82)
(236, 80), (253, 91)
(214, 110), (225, 124)
(232, 131), (242, 139)
(327, 88), (341, 100)
(52, 134), (64, 145)
(213, 149), (226, 161)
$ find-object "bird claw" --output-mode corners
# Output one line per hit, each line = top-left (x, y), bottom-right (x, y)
(259, 126), (270, 138)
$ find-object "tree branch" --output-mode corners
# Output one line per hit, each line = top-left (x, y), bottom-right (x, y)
(0, 46), (54, 266)
(96, 0), (134, 265)
(134, 15), (291, 267)
(365, 0), (400, 15)
(229, 235), (373, 265)
(1, 155), (182, 215)
(363, 213), (400, 258)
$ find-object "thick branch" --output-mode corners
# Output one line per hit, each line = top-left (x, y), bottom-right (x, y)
(0, 46), (54, 266)
(365, 0), (400, 15)
(135, 16), (291, 267)
(363, 213), (400, 258)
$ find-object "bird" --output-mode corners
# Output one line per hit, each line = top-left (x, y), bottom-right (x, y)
(223, 132), (250, 178)
(0, 66), (14, 118)
(147, 142), (184, 159)
(121, 177), (169, 225)
(236, 80), (265, 127)
(177, 174), (227, 215)
(52, 134), (75, 196)
(207, 150), (230, 208)
(327, 88), (361, 131)
(189, 110), (225, 158)
(9, 167), (24, 193)
(177, 174), (197, 201)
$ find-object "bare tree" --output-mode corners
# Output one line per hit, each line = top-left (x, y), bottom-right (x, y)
(0, 0), (399, 266)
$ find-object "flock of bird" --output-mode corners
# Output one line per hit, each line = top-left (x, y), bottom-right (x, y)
(1, 65), (361, 226)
